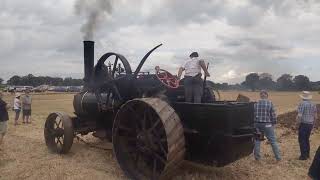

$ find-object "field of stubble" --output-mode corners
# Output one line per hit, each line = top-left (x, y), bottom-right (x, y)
(0, 91), (319, 180)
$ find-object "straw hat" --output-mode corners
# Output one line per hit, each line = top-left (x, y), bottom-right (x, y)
(299, 91), (312, 100)
(15, 93), (21, 98)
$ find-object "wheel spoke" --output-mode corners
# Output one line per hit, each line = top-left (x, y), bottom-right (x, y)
(142, 109), (148, 131)
(54, 121), (59, 128)
(148, 118), (161, 133)
(57, 119), (62, 127)
(48, 128), (56, 136)
(112, 56), (119, 77)
(152, 158), (157, 180)
(127, 106), (144, 130)
(151, 151), (166, 165)
(56, 137), (63, 146)
(152, 129), (167, 155)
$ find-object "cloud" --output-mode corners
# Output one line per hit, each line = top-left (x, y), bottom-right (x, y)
(0, 0), (320, 84)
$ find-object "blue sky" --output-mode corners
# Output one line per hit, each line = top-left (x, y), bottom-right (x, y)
(0, 0), (319, 84)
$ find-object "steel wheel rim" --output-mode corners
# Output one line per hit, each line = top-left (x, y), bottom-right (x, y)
(44, 112), (73, 153)
(113, 101), (168, 179)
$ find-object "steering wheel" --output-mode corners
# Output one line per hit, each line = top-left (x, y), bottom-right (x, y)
(155, 67), (179, 89)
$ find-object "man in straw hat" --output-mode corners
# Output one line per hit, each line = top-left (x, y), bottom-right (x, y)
(0, 92), (10, 149)
(254, 90), (281, 161)
(177, 51), (210, 103)
(296, 91), (318, 160)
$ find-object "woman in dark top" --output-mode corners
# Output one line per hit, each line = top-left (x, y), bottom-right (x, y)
(309, 146), (320, 180)
(0, 92), (9, 148)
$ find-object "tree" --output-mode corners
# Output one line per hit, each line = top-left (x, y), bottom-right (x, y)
(7, 75), (22, 85)
(293, 75), (311, 91)
(242, 73), (259, 91)
(0, 78), (3, 85)
(257, 73), (276, 90)
(258, 77), (276, 90)
(276, 74), (294, 91)
(6, 75), (83, 86)
(259, 73), (273, 80)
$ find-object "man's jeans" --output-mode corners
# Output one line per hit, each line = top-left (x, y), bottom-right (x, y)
(298, 123), (313, 158)
(184, 74), (203, 103)
(254, 123), (281, 160)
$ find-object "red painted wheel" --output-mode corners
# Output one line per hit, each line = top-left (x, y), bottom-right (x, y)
(155, 69), (179, 89)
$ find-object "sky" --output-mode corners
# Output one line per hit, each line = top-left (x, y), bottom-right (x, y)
(0, 0), (319, 84)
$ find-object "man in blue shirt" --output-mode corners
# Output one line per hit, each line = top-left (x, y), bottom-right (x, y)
(296, 91), (318, 160)
(254, 90), (281, 161)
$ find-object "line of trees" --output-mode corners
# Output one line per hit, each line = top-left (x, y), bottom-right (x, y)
(241, 73), (320, 91)
(206, 73), (319, 91)
(2, 74), (83, 86)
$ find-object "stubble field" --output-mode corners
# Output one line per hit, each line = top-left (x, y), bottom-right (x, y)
(0, 91), (319, 180)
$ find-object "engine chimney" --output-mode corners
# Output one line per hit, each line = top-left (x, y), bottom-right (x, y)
(83, 41), (94, 88)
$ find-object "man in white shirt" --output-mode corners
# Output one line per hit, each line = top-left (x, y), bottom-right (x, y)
(177, 52), (210, 103)
(13, 93), (21, 125)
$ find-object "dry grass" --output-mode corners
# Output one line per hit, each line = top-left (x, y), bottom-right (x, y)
(0, 91), (319, 180)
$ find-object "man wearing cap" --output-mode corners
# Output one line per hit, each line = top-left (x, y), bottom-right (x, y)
(177, 52), (210, 103)
(254, 90), (281, 161)
(13, 93), (21, 125)
(296, 91), (318, 160)
(22, 90), (32, 124)
(0, 92), (10, 149)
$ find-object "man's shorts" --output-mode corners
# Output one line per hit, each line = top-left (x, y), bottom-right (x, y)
(23, 109), (31, 116)
(0, 121), (8, 135)
(14, 109), (21, 116)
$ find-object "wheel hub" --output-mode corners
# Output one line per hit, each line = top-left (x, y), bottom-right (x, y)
(137, 132), (157, 151)
(54, 128), (64, 137)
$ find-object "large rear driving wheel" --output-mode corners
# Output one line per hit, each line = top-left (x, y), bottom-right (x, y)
(112, 98), (185, 180)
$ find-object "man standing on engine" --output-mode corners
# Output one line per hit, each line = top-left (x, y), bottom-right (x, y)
(177, 52), (210, 103)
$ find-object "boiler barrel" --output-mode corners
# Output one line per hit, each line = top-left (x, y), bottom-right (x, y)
(73, 92), (107, 115)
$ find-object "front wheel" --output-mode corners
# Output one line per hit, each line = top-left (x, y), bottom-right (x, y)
(44, 112), (74, 154)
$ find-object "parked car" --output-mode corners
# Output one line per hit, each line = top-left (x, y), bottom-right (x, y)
(15, 86), (33, 92)
(32, 85), (49, 92)
(51, 86), (69, 92)
(68, 86), (82, 92)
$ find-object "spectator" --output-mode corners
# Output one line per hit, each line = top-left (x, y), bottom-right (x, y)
(22, 90), (32, 124)
(13, 93), (21, 125)
(309, 145), (320, 180)
(296, 91), (318, 160)
(0, 92), (10, 149)
(254, 90), (281, 161)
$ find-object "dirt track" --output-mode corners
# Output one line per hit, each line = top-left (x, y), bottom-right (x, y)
(1, 92), (320, 180)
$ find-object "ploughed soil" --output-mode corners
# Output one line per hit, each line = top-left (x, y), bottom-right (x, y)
(0, 92), (320, 180)
(278, 104), (320, 129)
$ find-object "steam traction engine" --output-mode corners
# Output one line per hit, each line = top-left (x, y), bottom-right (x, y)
(44, 41), (256, 180)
